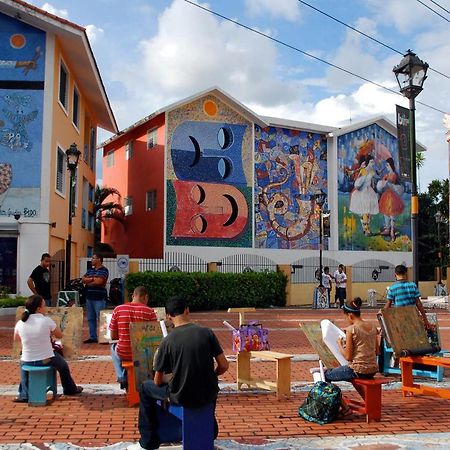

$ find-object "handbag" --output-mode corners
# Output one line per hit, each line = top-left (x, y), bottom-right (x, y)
(232, 321), (270, 352)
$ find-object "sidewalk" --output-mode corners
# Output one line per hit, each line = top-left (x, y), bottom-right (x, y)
(0, 307), (449, 448)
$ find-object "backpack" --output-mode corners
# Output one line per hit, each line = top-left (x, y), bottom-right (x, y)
(298, 381), (342, 425)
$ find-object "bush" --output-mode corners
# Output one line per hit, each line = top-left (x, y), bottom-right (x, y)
(125, 271), (287, 311)
(0, 297), (27, 308)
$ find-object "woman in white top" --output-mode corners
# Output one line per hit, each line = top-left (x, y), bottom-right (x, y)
(13, 295), (82, 402)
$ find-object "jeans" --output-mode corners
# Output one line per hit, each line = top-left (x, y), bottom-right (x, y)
(18, 351), (78, 400)
(44, 297), (52, 307)
(324, 365), (356, 382)
(138, 381), (219, 449)
(111, 343), (127, 383)
(86, 299), (106, 340)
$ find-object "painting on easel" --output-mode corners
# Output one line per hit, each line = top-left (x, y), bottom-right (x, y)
(130, 321), (163, 391)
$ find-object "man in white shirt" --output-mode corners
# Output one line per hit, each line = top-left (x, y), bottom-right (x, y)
(333, 264), (347, 308)
(322, 267), (332, 307)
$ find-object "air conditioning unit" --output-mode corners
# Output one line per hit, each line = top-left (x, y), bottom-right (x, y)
(124, 205), (133, 216)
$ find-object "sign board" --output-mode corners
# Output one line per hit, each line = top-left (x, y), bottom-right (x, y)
(396, 104), (411, 182)
(116, 254), (129, 274)
(98, 309), (113, 344)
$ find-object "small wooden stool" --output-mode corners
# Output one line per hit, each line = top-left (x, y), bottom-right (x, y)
(22, 365), (57, 406)
(122, 361), (139, 406)
(237, 350), (293, 399)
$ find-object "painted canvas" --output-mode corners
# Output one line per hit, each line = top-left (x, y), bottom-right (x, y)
(0, 13), (45, 218)
(12, 306), (83, 360)
(130, 321), (163, 391)
(337, 123), (411, 251)
(255, 126), (328, 249)
(166, 95), (252, 247)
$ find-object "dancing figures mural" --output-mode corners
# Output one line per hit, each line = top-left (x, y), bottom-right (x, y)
(255, 126), (328, 249)
(337, 124), (411, 251)
(166, 95), (252, 247)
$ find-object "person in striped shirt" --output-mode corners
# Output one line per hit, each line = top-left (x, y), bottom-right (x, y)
(109, 286), (157, 389)
(384, 264), (431, 329)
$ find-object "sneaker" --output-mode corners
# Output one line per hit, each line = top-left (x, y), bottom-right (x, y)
(120, 380), (128, 390)
(83, 338), (98, 344)
(65, 386), (83, 396)
(12, 397), (28, 403)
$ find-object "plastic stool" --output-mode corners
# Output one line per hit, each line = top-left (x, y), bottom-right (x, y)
(122, 361), (139, 406)
(22, 365), (57, 406)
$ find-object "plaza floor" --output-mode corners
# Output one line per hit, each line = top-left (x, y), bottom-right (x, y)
(1, 307), (450, 449)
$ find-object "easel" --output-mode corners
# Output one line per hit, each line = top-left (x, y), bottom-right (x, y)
(227, 307), (255, 326)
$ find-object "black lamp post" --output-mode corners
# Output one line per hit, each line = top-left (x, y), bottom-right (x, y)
(435, 210), (443, 283)
(393, 50), (428, 286)
(65, 143), (81, 288)
(314, 190), (327, 288)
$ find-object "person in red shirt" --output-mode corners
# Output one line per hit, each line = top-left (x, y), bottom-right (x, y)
(109, 286), (157, 389)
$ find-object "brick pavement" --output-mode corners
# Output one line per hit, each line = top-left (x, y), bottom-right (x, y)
(0, 307), (450, 448)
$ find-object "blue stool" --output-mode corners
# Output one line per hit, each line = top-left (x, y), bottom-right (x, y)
(22, 365), (57, 406)
(157, 401), (215, 450)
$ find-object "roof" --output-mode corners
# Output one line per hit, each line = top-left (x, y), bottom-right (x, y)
(260, 116), (338, 134)
(0, 0), (118, 133)
(99, 86), (268, 148)
(333, 115), (427, 152)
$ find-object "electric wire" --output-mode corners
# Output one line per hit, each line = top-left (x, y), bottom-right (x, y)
(416, 0), (450, 22)
(426, 0), (450, 16)
(296, 0), (450, 80)
(184, 0), (449, 115)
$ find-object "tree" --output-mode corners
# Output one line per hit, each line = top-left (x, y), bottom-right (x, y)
(418, 179), (449, 281)
(94, 185), (125, 245)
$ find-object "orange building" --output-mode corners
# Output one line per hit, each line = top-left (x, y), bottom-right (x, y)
(0, 1), (117, 295)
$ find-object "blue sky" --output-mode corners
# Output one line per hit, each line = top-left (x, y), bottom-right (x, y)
(28, 0), (450, 190)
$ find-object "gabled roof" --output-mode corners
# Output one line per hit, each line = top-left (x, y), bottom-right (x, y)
(99, 86), (268, 148)
(0, 0), (118, 133)
(261, 116), (338, 134)
(333, 115), (427, 152)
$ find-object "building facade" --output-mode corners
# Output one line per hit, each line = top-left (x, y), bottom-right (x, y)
(0, 0), (117, 295)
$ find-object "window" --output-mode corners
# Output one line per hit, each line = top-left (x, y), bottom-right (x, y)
(147, 128), (157, 150)
(56, 146), (66, 194)
(89, 127), (96, 170)
(124, 197), (133, 216)
(146, 190), (157, 211)
(88, 184), (94, 202)
(106, 150), (115, 167)
(125, 140), (134, 160)
(72, 87), (80, 129)
(59, 61), (68, 110)
(83, 143), (88, 162)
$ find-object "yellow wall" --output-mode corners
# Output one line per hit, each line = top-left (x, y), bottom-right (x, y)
(48, 39), (96, 277)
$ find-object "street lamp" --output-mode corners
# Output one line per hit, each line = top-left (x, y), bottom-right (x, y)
(393, 50), (428, 286)
(65, 143), (81, 288)
(435, 210), (443, 283)
(314, 190), (327, 288)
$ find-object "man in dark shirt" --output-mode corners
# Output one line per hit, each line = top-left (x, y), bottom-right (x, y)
(27, 253), (52, 306)
(82, 254), (109, 343)
(137, 296), (229, 450)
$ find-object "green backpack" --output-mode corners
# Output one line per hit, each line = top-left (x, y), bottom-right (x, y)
(298, 381), (342, 425)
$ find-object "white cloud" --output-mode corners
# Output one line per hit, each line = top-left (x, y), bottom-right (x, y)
(85, 24), (104, 43)
(245, 0), (301, 22)
(40, 2), (68, 18)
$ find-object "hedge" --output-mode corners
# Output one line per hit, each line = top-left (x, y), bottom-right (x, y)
(0, 297), (27, 308)
(125, 271), (287, 311)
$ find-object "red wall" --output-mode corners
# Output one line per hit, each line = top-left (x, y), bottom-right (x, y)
(102, 113), (165, 258)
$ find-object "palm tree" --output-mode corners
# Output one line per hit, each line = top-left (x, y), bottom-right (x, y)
(94, 185), (125, 245)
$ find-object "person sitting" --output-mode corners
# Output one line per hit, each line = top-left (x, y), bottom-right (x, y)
(324, 297), (379, 383)
(13, 295), (83, 402)
(109, 285), (157, 389)
(136, 296), (229, 450)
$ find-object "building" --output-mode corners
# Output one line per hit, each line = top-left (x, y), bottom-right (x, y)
(100, 87), (425, 291)
(0, 0), (117, 296)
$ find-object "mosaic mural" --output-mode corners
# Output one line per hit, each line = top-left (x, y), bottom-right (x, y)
(0, 13), (45, 218)
(254, 126), (328, 249)
(166, 95), (252, 247)
(337, 123), (411, 251)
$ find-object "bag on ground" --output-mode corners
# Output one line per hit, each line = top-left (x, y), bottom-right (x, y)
(298, 381), (342, 424)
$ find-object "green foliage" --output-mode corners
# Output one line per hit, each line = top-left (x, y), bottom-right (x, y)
(0, 285), (11, 297)
(0, 296), (27, 308)
(125, 271), (287, 311)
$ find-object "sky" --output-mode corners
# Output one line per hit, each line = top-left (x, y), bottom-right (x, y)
(27, 0), (450, 191)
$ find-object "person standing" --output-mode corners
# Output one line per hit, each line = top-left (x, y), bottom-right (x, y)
(322, 266), (333, 308)
(137, 296), (229, 450)
(82, 254), (109, 343)
(27, 253), (52, 307)
(109, 286), (157, 389)
(334, 264), (347, 309)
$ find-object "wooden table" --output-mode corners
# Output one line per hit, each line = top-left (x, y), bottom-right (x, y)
(400, 355), (450, 399)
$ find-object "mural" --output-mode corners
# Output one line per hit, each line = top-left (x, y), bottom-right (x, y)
(254, 126), (328, 249)
(0, 13), (45, 218)
(166, 95), (252, 247)
(337, 124), (411, 251)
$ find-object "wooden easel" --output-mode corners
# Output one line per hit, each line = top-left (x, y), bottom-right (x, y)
(227, 307), (256, 326)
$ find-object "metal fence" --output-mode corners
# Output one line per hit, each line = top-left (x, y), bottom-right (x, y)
(291, 257), (340, 284)
(216, 254), (277, 273)
(352, 260), (395, 283)
(139, 252), (208, 273)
